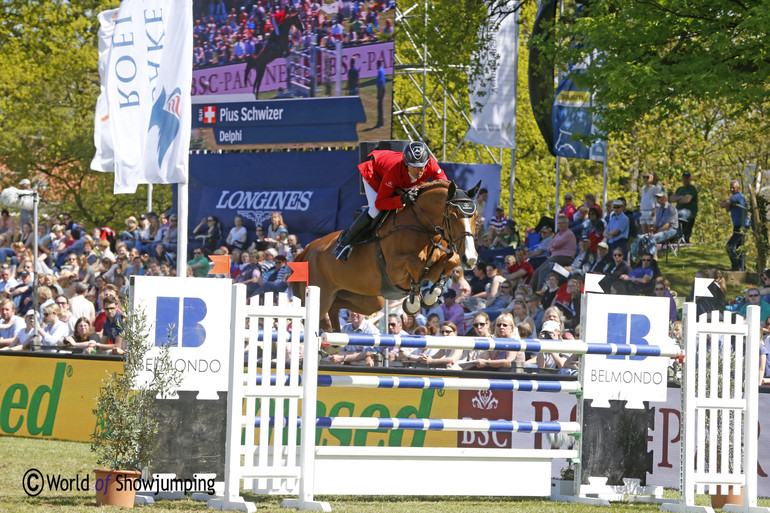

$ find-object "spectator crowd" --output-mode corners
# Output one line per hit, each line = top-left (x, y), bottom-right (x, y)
(3, 170), (769, 384)
(193, 0), (395, 69)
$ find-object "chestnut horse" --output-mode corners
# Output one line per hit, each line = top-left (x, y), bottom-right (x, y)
(292, 180), (480, 331)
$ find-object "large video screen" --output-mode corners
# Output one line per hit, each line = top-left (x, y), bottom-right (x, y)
(190, 0), (395, 149)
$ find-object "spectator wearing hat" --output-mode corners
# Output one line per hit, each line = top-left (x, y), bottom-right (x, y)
(587, 241), (613, 274)
(289, 244), (303, 262)
(638, 190), (678, 258)
(9, 267), (34, 316)
(536, 320), (569, 369)
(121, 216), (141, 250)
(492, 219), (520, 249)
(605, 199), (630, 257)
(162, 214), (178, 253)
(669, 171), (698, 243)
(488, 206), (508, 235)
(440, 289), (464, 328)
(527, 225), (553, 271)
(559, 193), (577, 221)
(564, 236), (597, 278)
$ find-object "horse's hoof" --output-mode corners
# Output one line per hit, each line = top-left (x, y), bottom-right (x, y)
(403, 295), (421, 315)
(421, 287), (442, 307)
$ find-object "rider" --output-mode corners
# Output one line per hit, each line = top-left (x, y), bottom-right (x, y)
(333, 141), (448, 262)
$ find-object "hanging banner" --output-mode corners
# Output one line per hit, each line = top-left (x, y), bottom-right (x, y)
(92, 0), (193, 194)
(465, 2), (519, 148)
(552, 71), (606, 162)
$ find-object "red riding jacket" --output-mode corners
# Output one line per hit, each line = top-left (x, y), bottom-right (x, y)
(358, 150), (447, 211)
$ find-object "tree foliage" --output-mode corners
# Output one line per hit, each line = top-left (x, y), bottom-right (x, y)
(0, 0), (171, 230)
(547, 0), (770, 136)
(395, 0), (770, 271)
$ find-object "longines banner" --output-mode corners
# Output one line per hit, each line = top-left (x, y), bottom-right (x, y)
(185, 152), (503, 246)
(199, 185), (338, 235)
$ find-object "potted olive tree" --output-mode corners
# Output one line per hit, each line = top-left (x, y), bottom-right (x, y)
(91, 305), (181, 507)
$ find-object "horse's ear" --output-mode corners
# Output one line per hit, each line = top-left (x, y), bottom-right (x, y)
(466, 180), (482, 199)
(447, 181), (457, 199)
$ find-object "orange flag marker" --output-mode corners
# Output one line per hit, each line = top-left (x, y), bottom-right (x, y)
(208, 254), (231, 277)
(287, 261), (308, 282)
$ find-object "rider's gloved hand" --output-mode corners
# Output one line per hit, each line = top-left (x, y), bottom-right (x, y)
(400, 189), (418, 205)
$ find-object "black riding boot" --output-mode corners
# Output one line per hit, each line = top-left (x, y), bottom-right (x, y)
(333, 214), (372, 262)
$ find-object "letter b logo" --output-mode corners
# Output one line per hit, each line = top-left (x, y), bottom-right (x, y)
(155, 297), (207, 347)
(606, 312), (650, 361)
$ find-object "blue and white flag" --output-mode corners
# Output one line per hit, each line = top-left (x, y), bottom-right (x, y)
(91, 0), (192, 194)
(551, 5), (606, 162)
(552, 71), (606, 162)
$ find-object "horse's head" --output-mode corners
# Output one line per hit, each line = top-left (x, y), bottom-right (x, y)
(445, 181), (481, 269)
(410, 180), (480, 270)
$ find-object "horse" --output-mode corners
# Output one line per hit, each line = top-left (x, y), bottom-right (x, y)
(244, 13), (304, 99)
(292, 180), (481, 332)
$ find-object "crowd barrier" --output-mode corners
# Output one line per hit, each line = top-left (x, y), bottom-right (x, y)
(208, 286), (767, 513)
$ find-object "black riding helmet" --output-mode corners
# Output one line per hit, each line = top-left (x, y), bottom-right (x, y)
(403, 141), (430, 168)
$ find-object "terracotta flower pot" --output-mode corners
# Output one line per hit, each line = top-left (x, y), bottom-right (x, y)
(711, 486), (743, 510)
(94, 469), (141, 508)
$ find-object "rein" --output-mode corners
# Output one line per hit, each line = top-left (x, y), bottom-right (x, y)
(379, 185), (475, 286)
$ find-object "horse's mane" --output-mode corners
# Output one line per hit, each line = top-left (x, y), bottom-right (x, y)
(415, 180), (450, 193)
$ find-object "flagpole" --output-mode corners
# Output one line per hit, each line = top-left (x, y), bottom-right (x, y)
(554, 157), (561, 230)
(602, 156), (608, 210)
(176, 183), (188, 278)
(508, 3), (519, 217)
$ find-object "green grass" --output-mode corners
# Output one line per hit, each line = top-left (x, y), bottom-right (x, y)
(657, 243), (756, 303)
(4, 435), (768, 513)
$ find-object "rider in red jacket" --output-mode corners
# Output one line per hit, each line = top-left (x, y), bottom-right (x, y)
(334, 141), (448, 262)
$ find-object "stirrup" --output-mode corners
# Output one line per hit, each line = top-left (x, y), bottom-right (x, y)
(334, 243), (352, 262)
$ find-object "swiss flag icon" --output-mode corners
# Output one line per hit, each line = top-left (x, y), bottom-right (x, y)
(203, 106), (217, 124)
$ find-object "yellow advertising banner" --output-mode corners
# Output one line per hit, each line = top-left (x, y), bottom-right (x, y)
(0, 355), (123, 442)
(315, 370), (459, 447)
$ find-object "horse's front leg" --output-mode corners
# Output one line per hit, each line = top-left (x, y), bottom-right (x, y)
(422, 270), (449, 307)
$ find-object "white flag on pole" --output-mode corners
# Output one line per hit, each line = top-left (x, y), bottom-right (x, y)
(464, 2), (519, 149)
(91, 0), (192, 194)
(91, 8), (119, 173)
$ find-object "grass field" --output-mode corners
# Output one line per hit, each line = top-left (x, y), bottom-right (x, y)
(656, 242), (755, 303)
(4, 435), (768, 512)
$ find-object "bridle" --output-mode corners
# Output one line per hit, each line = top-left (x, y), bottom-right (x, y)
(381, 184), (477, 286)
